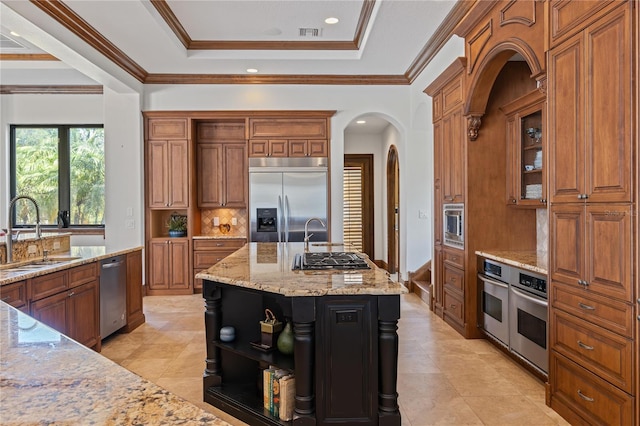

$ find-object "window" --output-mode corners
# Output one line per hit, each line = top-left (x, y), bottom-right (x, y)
(343, 166), (364, 252)
(10, 125), (105, 227)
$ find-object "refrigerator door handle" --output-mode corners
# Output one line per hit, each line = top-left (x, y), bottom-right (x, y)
(284, 195), (290, 243)
(277, 195), (283, 243)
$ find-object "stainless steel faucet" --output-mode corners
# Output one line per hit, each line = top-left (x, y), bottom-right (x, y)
(6, 195), (41, 263)
(304, 217), (326, 251)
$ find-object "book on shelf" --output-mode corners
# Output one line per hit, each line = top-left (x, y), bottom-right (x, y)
(263, 366), (295, 420)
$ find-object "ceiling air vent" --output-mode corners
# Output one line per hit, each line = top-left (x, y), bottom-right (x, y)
(299, 28), (321, 37)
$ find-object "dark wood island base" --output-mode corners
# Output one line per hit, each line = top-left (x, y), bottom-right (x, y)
(203, 279), (401, 426)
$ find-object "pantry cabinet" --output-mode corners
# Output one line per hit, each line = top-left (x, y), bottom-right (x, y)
(548, 5), (632, 204)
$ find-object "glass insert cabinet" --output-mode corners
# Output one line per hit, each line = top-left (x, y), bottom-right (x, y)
(502, 89), (546, 208)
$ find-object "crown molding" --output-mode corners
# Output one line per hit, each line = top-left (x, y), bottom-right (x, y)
(0, 85), (103, 94)
(29, 0), (147, 82)
(0, 53), (59, 61)
(144, 73), (410, 85)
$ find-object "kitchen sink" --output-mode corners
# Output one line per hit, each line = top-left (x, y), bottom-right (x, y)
(0, 256), (81, 272)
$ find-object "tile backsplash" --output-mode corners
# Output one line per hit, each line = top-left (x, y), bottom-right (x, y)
(200, 208), (247, 237)
(536, 208), (548, 253)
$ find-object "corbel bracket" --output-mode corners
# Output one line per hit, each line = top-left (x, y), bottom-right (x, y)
(467, 115), (482, 141)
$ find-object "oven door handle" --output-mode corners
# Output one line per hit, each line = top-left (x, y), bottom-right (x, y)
(511, 286), (548, 307)
(478, 274), (509, 289)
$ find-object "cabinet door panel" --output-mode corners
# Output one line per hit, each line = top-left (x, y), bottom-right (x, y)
(586, 205), (632, 301)
(148, 241), (170, 290)
(31, 291), (68, 335)
(550, 205), (584, 286)
(248, 140), (268, 157)
(269, 140), (288, 157)
(169, 240), (190, 290)
(168, 140), (189, 208)
(288, 140), (308, 157)
(584, 8), (631, 202)
(548, 35), (584, 202)
(148, 141), (169, 208)
(67, 281), (99, 348)
(442, 108), (464, 203)
(223, 144), (247, 208)
(198, 143), (223, 207)
(308, 140), (328, 157)
(433, 122), (443, 245)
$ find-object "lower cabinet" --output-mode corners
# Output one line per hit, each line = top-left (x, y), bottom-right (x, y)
(193, 238), (246, 291)
(148, 238), (191, 294)
(30, 263), (100, 350)
(0, 280), (27, 311)
(125, 250), (146, 331)
(436, 246), (465, 335)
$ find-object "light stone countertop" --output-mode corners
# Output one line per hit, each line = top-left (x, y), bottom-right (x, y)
(196, 242), (408, 297)
(0, 301), (229, 425)
(193, 235), (247, 240)
(0, 245), (143, 286)
(475, 250), (548, 275)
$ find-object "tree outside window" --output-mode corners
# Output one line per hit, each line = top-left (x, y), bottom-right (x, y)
(11, 125), (105, 227)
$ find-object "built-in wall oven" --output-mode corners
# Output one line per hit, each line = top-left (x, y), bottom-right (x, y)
(478, 259), (512, 346)
(509, 269), (548, 374)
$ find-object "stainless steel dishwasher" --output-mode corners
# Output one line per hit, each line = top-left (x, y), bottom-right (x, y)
(100, 255), (127, 339)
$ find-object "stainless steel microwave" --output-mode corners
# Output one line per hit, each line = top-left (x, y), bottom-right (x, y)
(443, 203), (464, 248)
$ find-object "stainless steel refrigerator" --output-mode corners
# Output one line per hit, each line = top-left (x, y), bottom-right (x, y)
(249, 157), (328, 243)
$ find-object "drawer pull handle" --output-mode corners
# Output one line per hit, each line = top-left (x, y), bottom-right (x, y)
(68, 291), (75, 297)
(216, 243), (223, 247)
(578, 302), (595, 311)
(450, 304), (456, 309)
(577, 341), (594, 351)
(577, 390), (594, 402)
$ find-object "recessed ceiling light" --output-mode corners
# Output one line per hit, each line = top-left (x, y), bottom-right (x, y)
(246, 68), (258, 73)
(325, 17), (339, 25)
(356, 120), (366, 124)
(10, 31), (20, 37)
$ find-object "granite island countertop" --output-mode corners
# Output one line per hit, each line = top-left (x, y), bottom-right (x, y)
(196, 242), (408, 297)
(0, 301), (230, 425)
(475, 249), (548, 275)
(0, 245), (143, 286)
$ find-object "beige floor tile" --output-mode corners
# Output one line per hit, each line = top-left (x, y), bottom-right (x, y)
(464, 395), (561, 425)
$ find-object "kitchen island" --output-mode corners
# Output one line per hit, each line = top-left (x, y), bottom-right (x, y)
(196, 242), (407, 426)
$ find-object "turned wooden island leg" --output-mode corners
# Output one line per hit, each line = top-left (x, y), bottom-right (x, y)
(203, 286), (222, 390)
(292, 297), (316, 426)
(378, 295), (401, 426)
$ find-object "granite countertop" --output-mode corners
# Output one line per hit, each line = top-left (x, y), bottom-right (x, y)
(0, 245), (143, 286)
(475, 250), (548, 275)
(193, 235), (247, 240)
(0, 301), (229, 425)
(196, 242), (408, 297)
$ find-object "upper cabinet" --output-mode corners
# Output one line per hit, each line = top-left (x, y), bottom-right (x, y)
(196, 121), (248, 209)
(147, 139), (189, 209)
(248, 118), (329, 158)
(147, 118), (189, 140)
(502, 90), (546, 207)
(548, 5), (632, 204)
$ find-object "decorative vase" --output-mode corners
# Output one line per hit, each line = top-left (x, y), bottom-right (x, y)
(277, 321), (294, 355)
(168, 230), (186, 237)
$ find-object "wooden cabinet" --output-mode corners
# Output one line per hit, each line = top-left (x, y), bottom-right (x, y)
(548, 5), (636, 423)
(502, 90), (546, 207)
(124, 250), (145, 332)
(432, 245), (443, 315)
(147, 118), (189, 140)
(248, 118), (329, 158)
(147, 238), (191, 294)
(0, 280), (27, 310)
(550, 203), (632, 302)
(249, 138), (328, 158)
(548, 5), (632, 204)
(29, 262), (100, 350)
(441, 246), (464, 333)
(193, 238), (246, 291)
(197, 142), (247, 208)
(147, 139), (189, 209)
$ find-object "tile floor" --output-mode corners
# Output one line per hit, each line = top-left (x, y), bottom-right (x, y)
(101, 293), (570, 426)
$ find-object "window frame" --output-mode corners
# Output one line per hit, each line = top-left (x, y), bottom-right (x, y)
(9, 124), (106, 229)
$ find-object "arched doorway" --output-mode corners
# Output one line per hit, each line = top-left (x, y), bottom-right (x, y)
(386, 145), (399, 274)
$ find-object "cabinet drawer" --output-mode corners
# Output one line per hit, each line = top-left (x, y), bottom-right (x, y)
(1, 281), (27, 308)
(551, 283), (634, 338)
(550, 352), (633, 426)
(551, 310), (633, 393)
(443, 247), (464, 269)
(194, 251), (235, 268)
(31, 270), (68, 301)
(443, 264), (464, 292)
(443, 288), (464, 326)
(69, 262), (98, 288)
(193, 239), (245, 251)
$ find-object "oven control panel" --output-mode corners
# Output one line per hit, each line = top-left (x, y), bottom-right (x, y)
(518, 273), (547, 297)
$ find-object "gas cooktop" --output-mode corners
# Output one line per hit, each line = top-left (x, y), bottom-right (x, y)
(292, 252), (371, 271)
